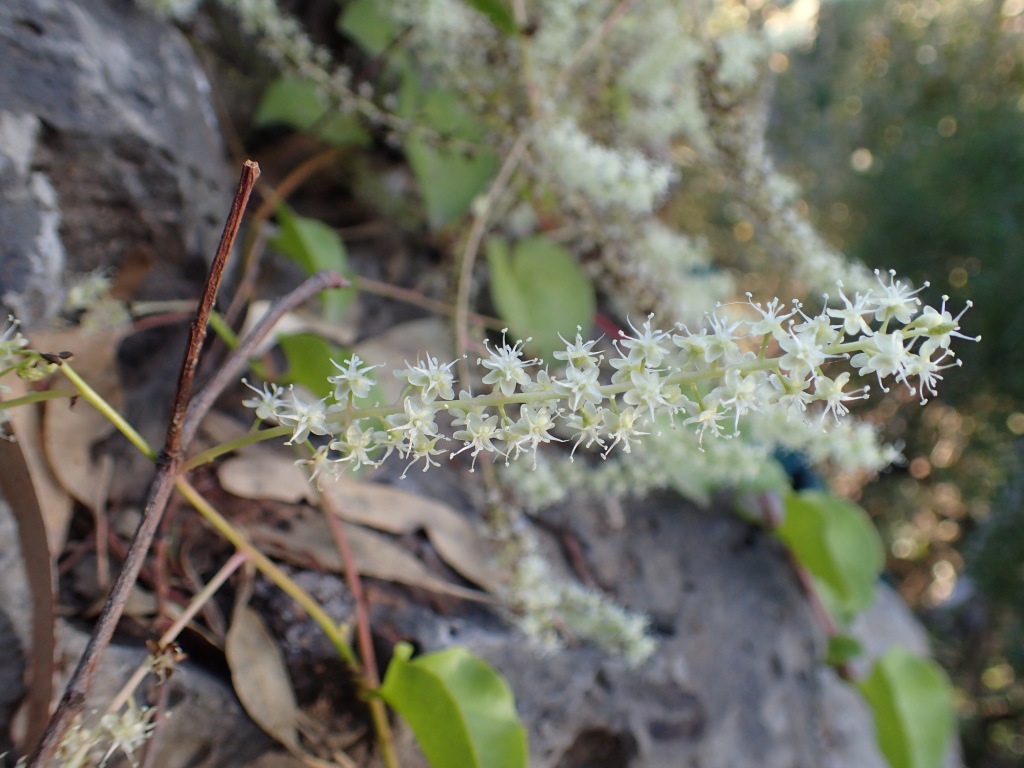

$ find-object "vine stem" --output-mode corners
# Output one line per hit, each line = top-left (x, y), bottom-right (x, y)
(174, 478), (357, 670)
(320, 493), (399, 768)
(26, 161), (260, 767)
(454, 132), (530, 385)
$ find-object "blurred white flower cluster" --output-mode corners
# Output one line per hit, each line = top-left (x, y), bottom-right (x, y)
(245, 273), (975, 482)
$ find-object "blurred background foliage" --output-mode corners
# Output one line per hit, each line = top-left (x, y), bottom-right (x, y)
(764, 0), (1024, 764)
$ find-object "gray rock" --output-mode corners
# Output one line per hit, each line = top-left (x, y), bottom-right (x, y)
(0, 0), (231, 325)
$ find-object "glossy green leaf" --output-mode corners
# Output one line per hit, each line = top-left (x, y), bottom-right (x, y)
(254, 77), (368, 148)
(458, 0), (517, 35)
(486, 236), (596, 361)
(858, 647), (956, 768)
(270, 206), (354, 323)
(338, 0), (402, 54)
(776, 490), (885, 625)
(378, 642), (528, 768)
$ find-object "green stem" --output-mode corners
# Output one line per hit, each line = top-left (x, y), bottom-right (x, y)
(182, 424), (292, 471)
(207, 310), (241, 350)
(0, 388), (77, 410)
(61, 362), (157, 462)
(173, 477), (358, 671)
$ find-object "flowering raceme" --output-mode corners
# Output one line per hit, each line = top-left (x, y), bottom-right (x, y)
(244, 271), (977, 479)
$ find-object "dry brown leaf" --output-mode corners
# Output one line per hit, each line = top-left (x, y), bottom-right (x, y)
(219, 453), (504, 593)
(245, 509), (492, 603)
(0, 396), (56, 748)
(34, 326), (131, 512)
(226, 602), (302, 752)
(2, 376), (73, 555)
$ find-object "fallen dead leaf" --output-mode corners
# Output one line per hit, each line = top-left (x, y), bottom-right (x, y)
(34, 325), (131, 513)
(2, 375), (73, 555)
(245, 507), (493, 603)
(227, 601), (302, 752)
(219, 452), (504, 593)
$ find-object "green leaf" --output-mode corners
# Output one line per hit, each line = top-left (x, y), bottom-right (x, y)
(254, 77), (368, 148)
(486, 236), (596, 361)
(270, 206), (354, 323)
(378, 642), (528, 768)
(277, 333), (343, 400)
(254, 78), (324, 132)
(458, 0), (517, 35)
(858, 647), (956, 768)
(825, 634), (865, 666)
(395, 74), (497, 229)
(776, 490), (885, 625)
(338, 0), (402, 55)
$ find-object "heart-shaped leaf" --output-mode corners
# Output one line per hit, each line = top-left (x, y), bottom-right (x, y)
(378, 642), (528, 768)
(486, 236), (596, 361)
(858, 647), (956, 768)
(776, 490), (884, 625)
(270, 206), (355, 323)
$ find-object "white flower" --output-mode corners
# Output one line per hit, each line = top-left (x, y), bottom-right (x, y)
(0, 315), (28, 368)
(553, 328), (603, 369)
(554, 363), (604, 412)
(850, 331), (912, 390)
(330, 424), (381, 467)
(241, 379), (287, 421)
(868, 269), (925, 325)
(329, 355), (380, 401)
(295, 445), (341, 486)
(604, 407), (649, 455)
(278, 389), (330, 445)
(617, 315), (671, 367)
(452, 411), (504, 469)
(505, 405), (562, 465)
(813, 371), (868, 424)
(479, 335), (537, 396)
(386, 396), (440, 443)
(397, 353), (457, 402)
(826, 285), (872, 336)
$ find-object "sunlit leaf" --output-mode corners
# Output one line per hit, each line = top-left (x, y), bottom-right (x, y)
(858, 647), (956, 768)
(776, 490), (884, 625)
(270, 206), (355, 323)
(486, 236), (596, 361)
(378, 642), (528, 768)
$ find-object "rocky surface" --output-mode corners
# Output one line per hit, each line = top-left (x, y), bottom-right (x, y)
(0, 0), (230, 324)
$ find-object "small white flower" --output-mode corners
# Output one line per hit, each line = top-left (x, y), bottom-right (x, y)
(479, 334), (537, 396)
(604, 407), (649, 455)
(452, 411), (504, 469)
(850, 331), (912, 390)
(397, 353), (458, 402)
(241, 379), (287, 421)
(278, 389), (330, 445)
(868, 269), (925, 325)
(826, 285), (872, 336)
(554, 328), (603, 369)
(328, 355), (381, 402)
(505, 404), (562, 465)
(295, 445), (341, 486)
(617, 314), (671, 367)
(813, 371), (868, 425)
(0, 315), (28, 368)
